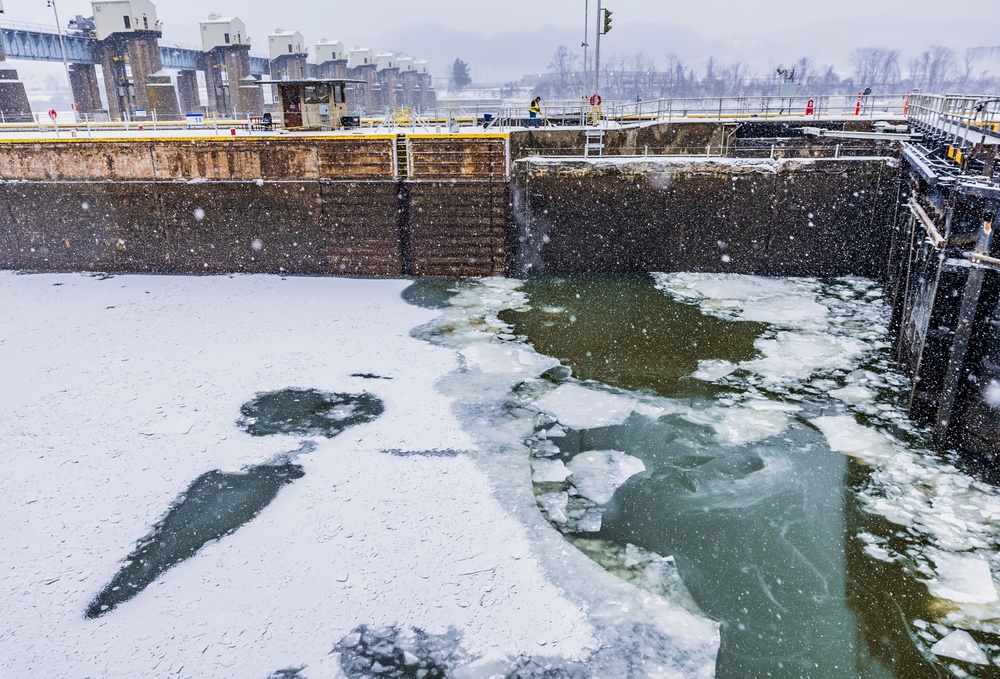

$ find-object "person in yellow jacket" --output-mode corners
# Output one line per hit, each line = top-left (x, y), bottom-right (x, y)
(527, 96), (541, 127)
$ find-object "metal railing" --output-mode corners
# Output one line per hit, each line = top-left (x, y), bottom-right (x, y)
(417, 93), (910, 129)
(906, 93), (1000, 150)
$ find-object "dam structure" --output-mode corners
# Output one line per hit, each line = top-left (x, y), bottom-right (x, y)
(0, 0), (435, 122)
(0, 92), (998, 462)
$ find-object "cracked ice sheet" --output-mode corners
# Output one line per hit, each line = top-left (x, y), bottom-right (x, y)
(0, 273), (596, 678)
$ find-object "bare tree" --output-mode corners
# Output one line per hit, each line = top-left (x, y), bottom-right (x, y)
(909, 46), (957, 92)
(795, 57), (814, 87)
(815, 64), (842, 92)
(547, 46), (580, 98)
(850, 47), (901, 91)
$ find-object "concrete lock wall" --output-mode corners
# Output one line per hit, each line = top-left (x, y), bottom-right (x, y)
(0, 134), (899, 280)
(510, 156), (900, 278)
(0, 135), (510, 277)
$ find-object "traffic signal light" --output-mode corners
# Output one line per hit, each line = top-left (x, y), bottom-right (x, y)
(603, 8), (613, 34)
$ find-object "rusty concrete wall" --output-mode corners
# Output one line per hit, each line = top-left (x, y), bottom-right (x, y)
(0, 180), (398, 276)
(0, 137), (396, 181)
(409, 181), (509, 276)
(511, 156), (900, 278)
(0, 136), (509, 277)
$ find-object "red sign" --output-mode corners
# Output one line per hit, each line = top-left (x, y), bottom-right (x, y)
(48, 109), (57, 120)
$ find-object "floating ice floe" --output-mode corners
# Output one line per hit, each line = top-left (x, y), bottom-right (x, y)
(531, 458), (572, 484)
(653, 272), (829, 332)
(930, 629), (990, 665)
(536, 492), (569, 524)
(459, 342), (559, 376)
(566, 450), (646, 505)
(810, 416), (897, 464)
(927, 552), (999, 605)
(708, 399), (797, 445)
(693, 359), (738, 382)
(742, 332), (868, 386)
(532, 383), (637, 430)
(828, 384), (875, 405)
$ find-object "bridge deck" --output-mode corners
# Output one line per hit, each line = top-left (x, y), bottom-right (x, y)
(0, 26), (269, 75)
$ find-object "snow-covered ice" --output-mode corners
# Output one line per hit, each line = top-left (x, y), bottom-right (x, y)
(0, 272), (718, 678)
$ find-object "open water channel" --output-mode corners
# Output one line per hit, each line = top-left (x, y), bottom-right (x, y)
(408, 273), (1000, 679)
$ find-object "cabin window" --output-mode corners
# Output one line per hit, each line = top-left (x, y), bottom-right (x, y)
(303, 84), (330, 105)
(287, 44), (293, 53)
(224, 33), (230, 44)
(123, 15), (131, 29)
(143, 16), (148, 30)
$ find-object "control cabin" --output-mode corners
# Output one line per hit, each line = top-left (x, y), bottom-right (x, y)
(264, 78), (364, 130)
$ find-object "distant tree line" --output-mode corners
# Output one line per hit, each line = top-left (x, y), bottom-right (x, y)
(537, 44), (1000, 100)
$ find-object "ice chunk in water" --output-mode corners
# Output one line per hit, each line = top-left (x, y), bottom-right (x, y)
(929, 630), (989, 665)
(927, 553), (999, 605)
(811, 416), (897, 463)
(536, 492), (569, 524)
(711, 405), (789, 445)
(566, 450), (646, 505)
(738, 296), (828, 328)
(531, 459), (572, 484)
(532, 384), (636, 430)
(460, 343), (559, 376)
(743, 332), (867, 385)
(693, 359), (738, 382)
(829, 385), (874, 405)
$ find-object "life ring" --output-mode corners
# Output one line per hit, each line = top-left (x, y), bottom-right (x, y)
(589, 94), (602, 106)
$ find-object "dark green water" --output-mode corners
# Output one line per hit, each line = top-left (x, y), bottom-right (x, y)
(496, 276), (989, 679)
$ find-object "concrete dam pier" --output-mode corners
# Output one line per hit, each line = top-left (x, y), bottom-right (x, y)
(0, 110), (998, 463)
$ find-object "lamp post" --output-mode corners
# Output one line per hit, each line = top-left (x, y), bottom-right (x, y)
(47, 0), (78, 121)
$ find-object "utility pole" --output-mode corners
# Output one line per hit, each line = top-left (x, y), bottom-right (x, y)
(594, 2), (612, 99)
(582, 0), (589, 90)
(47, 0), (78, 121)
(593, 0), (602, 98)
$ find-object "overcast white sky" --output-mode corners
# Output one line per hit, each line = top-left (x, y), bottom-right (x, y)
(5, 0), (1000, 83)
(1, 0), (981, 42)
